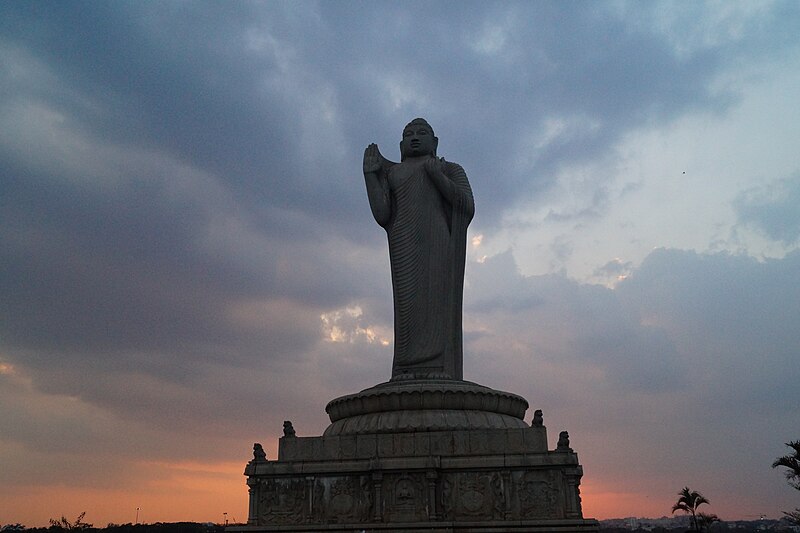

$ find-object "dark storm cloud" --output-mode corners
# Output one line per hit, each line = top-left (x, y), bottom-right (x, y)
(617, 248), (800, 412)
(7, 0), (786, 229)
(465, 246), (800, 415)
(0, 0), (792, 386)
(734, 172), (800, 245)
(0, 2), (368, 240)
(465, 252), (688, 395)
(593, 258), (634, 280)
(0, 141), (376, 358)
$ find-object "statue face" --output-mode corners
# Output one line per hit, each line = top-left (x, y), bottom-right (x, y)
(400, 123), (437, 159)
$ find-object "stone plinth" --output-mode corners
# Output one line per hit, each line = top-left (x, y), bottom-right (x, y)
(324, 380), (530, 436)
(233, 381), (598, 533)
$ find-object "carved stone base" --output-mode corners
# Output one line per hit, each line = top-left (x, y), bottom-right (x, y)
(324, 379), (530, 436)
(233, 382), (598, 533)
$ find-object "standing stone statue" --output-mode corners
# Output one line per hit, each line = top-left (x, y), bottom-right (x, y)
(242, 117), (596, 533)
(363, 118), (474, 381)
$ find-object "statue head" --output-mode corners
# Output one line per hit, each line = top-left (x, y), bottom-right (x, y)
(400, 118), (438, 161)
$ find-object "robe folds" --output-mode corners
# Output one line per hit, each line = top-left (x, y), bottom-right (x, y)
(379, 157), (474, 380)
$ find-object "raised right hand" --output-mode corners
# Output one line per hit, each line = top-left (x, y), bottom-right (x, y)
(363, 143), (382, 174)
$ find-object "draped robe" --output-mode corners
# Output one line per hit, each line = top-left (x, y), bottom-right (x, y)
(378, 157), (474, 380)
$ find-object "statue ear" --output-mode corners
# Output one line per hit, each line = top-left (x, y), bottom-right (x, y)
(433, 136), (439, 156)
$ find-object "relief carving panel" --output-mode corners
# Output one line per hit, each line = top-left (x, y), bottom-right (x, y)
(313, 475), (373, 524)
(257, 478), (306, 525)
(441, 472), (504, 521)
(385, 474), (427, 522)
(516, 471), (561, 519)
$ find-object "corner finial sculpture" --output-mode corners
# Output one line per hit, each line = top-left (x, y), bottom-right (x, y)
(363, 118), (474, 381)
(252, 443), (267, 462)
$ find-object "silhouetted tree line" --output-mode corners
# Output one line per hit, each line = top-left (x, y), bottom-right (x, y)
(601, 517), (800, 533)
(1, 523), (226, 533)
(600, 525), (797, 533)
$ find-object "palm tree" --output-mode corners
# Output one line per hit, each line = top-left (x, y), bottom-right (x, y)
(697, 512), (720, 532)
(672, 487), (709, 531)
(772, 440), (800, 489)
(772, 440), (800, 524)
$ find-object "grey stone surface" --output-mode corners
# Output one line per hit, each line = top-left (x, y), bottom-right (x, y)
(238, 426), (597, 532)
(324, 379), (529, 436)
(229, 521), (598, 532)
(275, 428), (547, 463)
(363, 118), (474, 381)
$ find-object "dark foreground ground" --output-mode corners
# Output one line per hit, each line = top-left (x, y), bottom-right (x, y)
(0, 523), (224, 533)
(2, 518), (798, 533)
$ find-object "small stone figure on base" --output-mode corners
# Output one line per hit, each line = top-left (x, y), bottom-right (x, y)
(532, 409), (544, 427)
(283, 421), (296, 437)
(252, 443), (267, 462)
(557, 430), (572, 451)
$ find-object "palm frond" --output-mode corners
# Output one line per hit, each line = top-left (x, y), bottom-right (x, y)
(773, 440), (800, 490)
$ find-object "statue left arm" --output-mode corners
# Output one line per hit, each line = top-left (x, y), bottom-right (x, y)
(424, 157), (475, 219)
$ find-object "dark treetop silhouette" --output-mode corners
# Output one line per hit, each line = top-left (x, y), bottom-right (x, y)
(363, 118), (474, 381)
